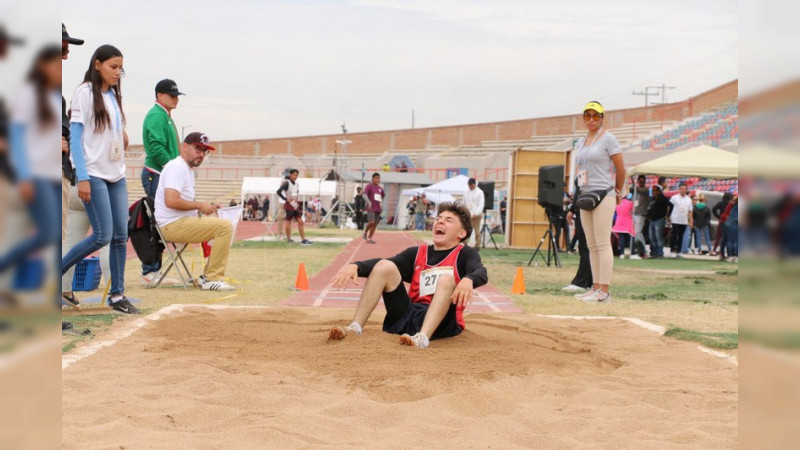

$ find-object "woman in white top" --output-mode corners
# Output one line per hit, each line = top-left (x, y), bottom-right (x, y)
(61, 45), (139, 314)
(0, 45), (63, 296)
(573, 101), (626, 303)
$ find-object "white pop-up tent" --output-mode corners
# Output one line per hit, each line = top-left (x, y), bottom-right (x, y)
(240, 177), (337, 220)
(396, 175), (474, 229)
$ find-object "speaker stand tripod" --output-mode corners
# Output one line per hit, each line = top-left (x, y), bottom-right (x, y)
(479, 211), (498, 250)
(527, 210), (561, 268)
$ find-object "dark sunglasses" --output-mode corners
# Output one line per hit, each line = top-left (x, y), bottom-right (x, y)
(583, 112), (603, 121)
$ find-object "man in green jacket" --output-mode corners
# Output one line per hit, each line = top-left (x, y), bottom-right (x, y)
(140, 78), (183, 284)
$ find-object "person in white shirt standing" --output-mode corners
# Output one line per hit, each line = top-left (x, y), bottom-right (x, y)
(464, 178), (485, 249)
(668, 182), (693, 257)
(155, 132), (235, 291)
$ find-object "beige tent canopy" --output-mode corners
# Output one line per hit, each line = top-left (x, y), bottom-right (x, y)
(738, 145), (800, 178)
(626, 145), (738, 179)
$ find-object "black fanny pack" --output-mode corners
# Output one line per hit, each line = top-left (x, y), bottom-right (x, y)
(576, 188), (611, 211)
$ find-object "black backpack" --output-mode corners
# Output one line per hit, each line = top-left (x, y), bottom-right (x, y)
(128, 196), (164, 265)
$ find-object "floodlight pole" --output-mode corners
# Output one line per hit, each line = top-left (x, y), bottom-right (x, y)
(335, 123), (351, 229)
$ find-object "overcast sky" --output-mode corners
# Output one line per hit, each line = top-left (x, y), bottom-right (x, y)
(60, 1), (738, 144)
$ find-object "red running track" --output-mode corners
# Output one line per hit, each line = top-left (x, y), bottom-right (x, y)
(281, 231), (522, 314)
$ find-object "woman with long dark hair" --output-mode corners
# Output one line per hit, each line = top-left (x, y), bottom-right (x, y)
(573, 101), (626, 303)
(0, 45), (63, 294)
(61, 45), (139, 314)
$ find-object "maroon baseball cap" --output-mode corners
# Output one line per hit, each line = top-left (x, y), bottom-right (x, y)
(184, 132), (216, 151)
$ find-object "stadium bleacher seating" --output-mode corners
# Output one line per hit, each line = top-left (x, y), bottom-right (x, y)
(641, 105), (738, 151)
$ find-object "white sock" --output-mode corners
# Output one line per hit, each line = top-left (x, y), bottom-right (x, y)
(110, 295), (123, 303)
(348, 322), (363, 335)
(417, 332), (430, 347)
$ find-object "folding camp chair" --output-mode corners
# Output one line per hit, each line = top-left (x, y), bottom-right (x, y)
(143, 201), (194, 289)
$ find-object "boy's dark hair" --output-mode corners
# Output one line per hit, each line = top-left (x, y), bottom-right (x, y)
(679, 182), (688, 188)
(289, 168), (299, 176)
(372, 172), (380, 179)
(637, 175), (646, 181)
(437, 202), (472, 242)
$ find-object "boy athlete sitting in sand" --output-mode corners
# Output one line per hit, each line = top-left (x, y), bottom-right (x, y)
(328, 202), (488, 348)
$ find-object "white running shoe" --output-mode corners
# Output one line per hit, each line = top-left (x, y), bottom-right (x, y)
(200, 277), (236, 291)
(630, 254), (642, 260)
(400, 332), (430, 348)
(580, 290), (611, 303)
(563, 284), (588, 293)
(574, 289), (596, 300)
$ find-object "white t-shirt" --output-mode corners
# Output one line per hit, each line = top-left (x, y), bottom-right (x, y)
(464, 186), (485, 216)
(669, 194), (693, 225)
(70, 83), (126, 182)
(155, 157), (197, 227)
(11, 84), (61, 181)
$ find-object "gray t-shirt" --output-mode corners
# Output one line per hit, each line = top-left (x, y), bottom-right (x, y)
(575, 131), (621, 192)
(634, 186), (651, 216)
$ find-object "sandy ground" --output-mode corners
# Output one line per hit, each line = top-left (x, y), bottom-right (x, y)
(62, 307), (737, 449)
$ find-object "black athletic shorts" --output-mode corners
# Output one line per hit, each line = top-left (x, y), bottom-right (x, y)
(381, 282), (462, 340)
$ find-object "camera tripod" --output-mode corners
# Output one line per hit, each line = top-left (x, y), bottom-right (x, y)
(479, 210), (498, 250)
(527, 209), (562, 268)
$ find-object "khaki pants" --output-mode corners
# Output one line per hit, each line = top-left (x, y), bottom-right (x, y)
(160, 216), (233, 281)
(579, 194), (616, 285)
(470, 215), (482, 248)
(62, 176), (71, 241)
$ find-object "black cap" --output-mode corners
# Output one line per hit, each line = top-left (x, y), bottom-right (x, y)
(0, 25), (25, 46)
(155, 79), (184, 96)
(468, 177), (476, 185)
(61, 23), (83, 45)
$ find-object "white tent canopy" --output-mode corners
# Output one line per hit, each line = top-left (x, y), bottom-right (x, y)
(240, 177), (337, 201)
(626, 145), (738, 179)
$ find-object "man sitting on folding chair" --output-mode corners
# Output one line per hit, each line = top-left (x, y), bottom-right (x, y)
(154, 132), (236, 291)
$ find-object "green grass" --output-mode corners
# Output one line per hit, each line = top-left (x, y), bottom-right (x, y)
(62, 314), (120, 353)
(664, 327), (738, 349)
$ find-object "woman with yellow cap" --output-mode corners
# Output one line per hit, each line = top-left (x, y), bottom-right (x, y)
(573, 101), (626, 303)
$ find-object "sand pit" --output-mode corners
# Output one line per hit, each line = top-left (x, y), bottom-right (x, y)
(62, 307), (737, 448)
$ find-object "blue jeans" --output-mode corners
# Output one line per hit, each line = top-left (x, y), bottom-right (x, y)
(0, 179), (61, 291)
(694, 226), (712, 252)
(415, 212), (425, 230)
(61, 177), (128, 296)
(649, 218), (665, 257)
(140, 169), (161, 275)
(725, 220), (739, 257)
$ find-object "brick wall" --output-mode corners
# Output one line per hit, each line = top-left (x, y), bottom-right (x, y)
(128, 80), (737, 156)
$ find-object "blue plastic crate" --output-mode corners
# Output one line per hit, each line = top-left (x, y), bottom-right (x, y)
(13, 257), (45, 290)
(72, 257), (102, 291)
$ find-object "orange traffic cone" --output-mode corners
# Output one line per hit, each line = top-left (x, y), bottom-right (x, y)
(511, 267), (526, 294)
(295, 263), (310, 291)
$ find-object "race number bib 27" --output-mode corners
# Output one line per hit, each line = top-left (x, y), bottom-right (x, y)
(419, 266), (453, 297)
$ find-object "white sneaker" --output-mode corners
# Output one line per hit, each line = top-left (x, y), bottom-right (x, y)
(200, 277), (236, 291)
(563, 284), (588, 293)
(400, 332), (430, 349)
(619, 254), (625, 260)
(580, 290), (611, 303)
(574, 289), (596, 300)
(630, 254), (642, 260)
